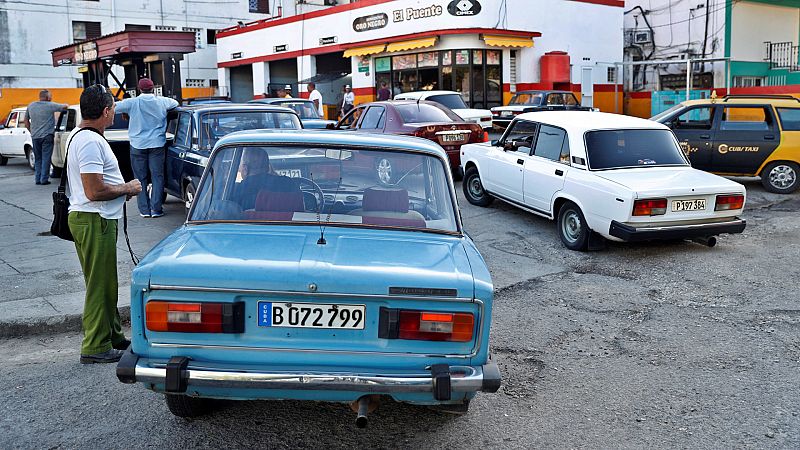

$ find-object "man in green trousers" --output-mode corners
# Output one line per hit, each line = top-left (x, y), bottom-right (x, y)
(66, 85), (142, 364)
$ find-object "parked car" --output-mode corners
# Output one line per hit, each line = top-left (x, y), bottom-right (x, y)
(652, 94), (800, 193)
(117, 130), (501, 423)
(249, 97), (336, 129)
(0, 108), (32, 168)
(52, 106), (131, 179)
(461, 111), (747, 251)
(491, 90), (592, 129)
(165, 104), (302, 210)
(329, 100), (485, 180)
(393, 91), (493, 130)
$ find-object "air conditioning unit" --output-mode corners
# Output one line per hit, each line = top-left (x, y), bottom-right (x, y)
(633, 30), (652, 44)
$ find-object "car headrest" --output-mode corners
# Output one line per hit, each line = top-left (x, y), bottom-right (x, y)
(255, 190), (304, 212)
(362, 187), (409, 213)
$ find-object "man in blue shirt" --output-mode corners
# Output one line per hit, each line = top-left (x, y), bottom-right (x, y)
(115, 78), (179, 218)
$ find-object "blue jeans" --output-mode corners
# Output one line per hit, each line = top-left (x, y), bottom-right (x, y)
(130, 145), (165, 215)
(32, 135), (54, 184)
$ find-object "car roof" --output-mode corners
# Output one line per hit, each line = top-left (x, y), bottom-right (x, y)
(177, 103), (297, 113)
(214, 129), (448, 159)
(513, 90), (573, 95)
(681, 97), (800, 107)
(515, 111), (670, 133)
(394, 90), (461, 99)
(250, 98), (314, 104)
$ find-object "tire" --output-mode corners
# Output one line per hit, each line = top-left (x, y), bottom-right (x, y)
(183, 182), (197, 211)
(376, 157), (393, 186)
(462, 167), (494, 207)
(25, 146), (34, 170)
(760, 161), (800, 194)
(557, 201), (589, 251)
(0, 155), (7, 166)
(164, 394), (212, 418)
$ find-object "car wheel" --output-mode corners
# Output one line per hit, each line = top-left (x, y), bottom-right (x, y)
(184, 182), (197, 211)
(376, 158), (393, 186)
(557, 201), (589, 251)
(761, 161), (800, 194)
(25, 146), (34, 170)
(0, 155), (7, 166)
(164, 394), (212, 418)
(462, 167), (493, 207)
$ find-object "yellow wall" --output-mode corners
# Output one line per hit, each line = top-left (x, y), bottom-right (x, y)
(625, 97), (653, 119)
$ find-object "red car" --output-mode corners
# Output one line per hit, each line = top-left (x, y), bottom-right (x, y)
(330, 100), (486, 182)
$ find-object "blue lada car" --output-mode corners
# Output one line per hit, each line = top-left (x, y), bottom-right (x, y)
(117, 130), (500, 425)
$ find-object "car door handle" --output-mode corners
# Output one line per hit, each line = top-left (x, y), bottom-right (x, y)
(179, 152), (186, 158)
(516, 159), (524, 165)
(764, 134), (775, 140)
(554, 169), (564, 176)
(699, 134), (710, 139)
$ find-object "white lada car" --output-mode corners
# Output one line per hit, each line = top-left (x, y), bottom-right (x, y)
(460, 111), (747, 251)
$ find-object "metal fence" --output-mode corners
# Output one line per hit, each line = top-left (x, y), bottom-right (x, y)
(764, 41), (799, 71)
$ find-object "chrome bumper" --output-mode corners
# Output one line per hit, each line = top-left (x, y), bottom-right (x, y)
(609, 218), (746, 241)
(118, 349), (501, 396)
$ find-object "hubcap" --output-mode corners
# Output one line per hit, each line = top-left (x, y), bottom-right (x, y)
(185, 188), (194, 209)
(561, 210), (582, 243)
(469, 177), (484, 198)
(769, 164), (796, 189)
(377, 159), (392, 184)
(28, 151), (35, 169)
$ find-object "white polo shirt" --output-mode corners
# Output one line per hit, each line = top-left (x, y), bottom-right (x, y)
(66, 128), (126, 219)
(309, 89), (324, 116)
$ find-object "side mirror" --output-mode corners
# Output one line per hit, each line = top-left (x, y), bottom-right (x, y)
(490, 140), (499, 146)
(0, 124), (5, 130)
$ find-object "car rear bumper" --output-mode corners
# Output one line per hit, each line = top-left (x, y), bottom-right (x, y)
(117, 348), (501, 399)
(608, 218), (746, 242)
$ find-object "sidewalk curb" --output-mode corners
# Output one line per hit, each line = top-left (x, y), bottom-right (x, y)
(0, 306), (131, 338)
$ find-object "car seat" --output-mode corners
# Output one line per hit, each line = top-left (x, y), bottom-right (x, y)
(244, 176), (305, 220)
(352, 187), (426, 228)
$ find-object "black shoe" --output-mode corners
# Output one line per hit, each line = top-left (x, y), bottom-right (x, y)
(41, 181), (51, 185)
(80, 348), (123, 364)
(35, 181), (41, 185)
(112, 339), (131, 350)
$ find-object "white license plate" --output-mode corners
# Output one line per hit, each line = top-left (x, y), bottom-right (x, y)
(257, 302), (365, 329)
(672, 199), (706, 212)
(441, 134), (466, 143)
(276, 169), (301, 178)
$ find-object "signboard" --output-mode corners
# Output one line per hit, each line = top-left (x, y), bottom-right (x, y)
(375, 57), (391, 72)
(274, 44), (287, 53)
(74, 42), (97, 64)
(393, 5), (443, 22)
(319, 36), (337, 45)
(231, 52), (242, 59)
(358, 56), (370, 73)
(353, 13), (388, 32)
(447, 0), (482, 16)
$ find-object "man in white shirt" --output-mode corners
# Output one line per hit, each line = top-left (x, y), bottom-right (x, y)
(66, 85), (142, 364)
(307, 82), (324, 118)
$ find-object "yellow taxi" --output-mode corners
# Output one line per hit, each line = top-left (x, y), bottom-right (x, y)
(652, 94), (800, 193)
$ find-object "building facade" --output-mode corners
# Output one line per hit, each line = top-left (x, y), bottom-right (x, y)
(0, 0), (270, 118)
(624, 0), (800, 117)
(215, 0), (625, 118)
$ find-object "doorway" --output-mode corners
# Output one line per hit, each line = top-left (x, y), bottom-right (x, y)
(230, 65), (254, 103)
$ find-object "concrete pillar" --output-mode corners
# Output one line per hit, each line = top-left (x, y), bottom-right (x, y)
(297, 55), (316, 97)
(217, 67), (230, 97)
(252, 62), (270, 98)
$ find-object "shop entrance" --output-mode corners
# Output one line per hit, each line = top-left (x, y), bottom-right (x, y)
(230, 65), (254, 102)
(268, 59), (299, 97)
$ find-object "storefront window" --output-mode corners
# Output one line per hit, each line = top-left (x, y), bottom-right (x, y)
(392, 54), (416, 70)
(375, 57), (391, 72)
(455, 50), (469, 65)
(486, 65), (502, 108)
(472, 64), (485, 108)
(442, 50), (452, 66)
(487, 50), (501, 65)
(473, 50), (483, 65)
(455, 66), (470, 103)
(418, 52), (438, 68)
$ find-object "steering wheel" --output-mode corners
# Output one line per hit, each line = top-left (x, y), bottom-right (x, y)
(296, 177), (325, 212)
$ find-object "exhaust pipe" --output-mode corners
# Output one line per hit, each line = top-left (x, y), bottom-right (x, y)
(351, 395), (380, 428)
(691, 236), (717, 247)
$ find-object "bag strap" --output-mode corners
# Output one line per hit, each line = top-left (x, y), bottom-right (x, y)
(61, 127), (104, 194)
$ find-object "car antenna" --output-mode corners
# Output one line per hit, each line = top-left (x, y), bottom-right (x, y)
(314, 173), (343, 245)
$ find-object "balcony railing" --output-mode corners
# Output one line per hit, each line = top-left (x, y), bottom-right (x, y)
(764, 41), (800, 71)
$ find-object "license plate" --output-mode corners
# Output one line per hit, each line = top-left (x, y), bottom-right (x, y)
(276, 169), (301, 178)
(441, 134), (465, 143)
(257, 302), (365, 329)
(672, 199), (706, 212)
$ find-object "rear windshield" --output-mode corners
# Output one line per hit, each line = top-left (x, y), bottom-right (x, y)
(585, 129), (688, 170)
(427, 94), (468, 110)
(198, 111), (301, 149)
(189, 145), (459, 233)
(395, 104), (455, 123)
(274, 101), (320, 120)
(509, 93), (543, 105)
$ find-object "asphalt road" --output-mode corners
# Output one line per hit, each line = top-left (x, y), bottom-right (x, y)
(0, 156), (799, 448)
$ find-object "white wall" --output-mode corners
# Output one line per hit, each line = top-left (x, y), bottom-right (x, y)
(731, 1), (800, 62)
(0, 0), (268, 88)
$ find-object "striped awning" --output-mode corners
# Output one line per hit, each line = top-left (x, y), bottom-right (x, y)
(385, 37), (437, 53)
(343, 44), (386, 58)
(483, 35), (534, 48)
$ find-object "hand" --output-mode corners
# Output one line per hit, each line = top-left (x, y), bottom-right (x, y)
(126, 179), (142, 200)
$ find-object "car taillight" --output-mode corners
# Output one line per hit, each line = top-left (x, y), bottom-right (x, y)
(715, 194), (744, 211)
(146, 301), (244, 333)
(491, 110), (500, 117)
(633, 198), (667, 216)
(398, 310), (474, 342)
